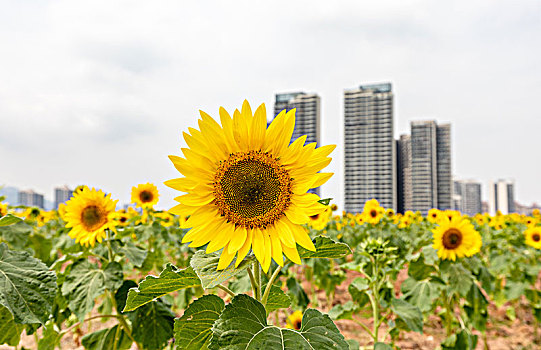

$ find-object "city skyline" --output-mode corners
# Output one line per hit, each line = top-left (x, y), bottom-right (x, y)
(0, 1), (539, 210)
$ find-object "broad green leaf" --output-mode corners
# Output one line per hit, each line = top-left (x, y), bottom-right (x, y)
(464, 283), (488, 331)
(0, 221), (32, 249)
(81, 325), (132, 350)
(347, 339), (360, 350)
(348, 277), (370, 307)
(374, 343), (393, 350)
(0, 305), (23, 346)
(61, 260), (122, 321)
(37, 321), (61, 350)
(120, 242), (148, 268)
(174, 295), (225, 350)
(0, 214), (22, 227)
(132, 300), (175, 350)
(264, 284), (291, 312)
(286, 277), (309, 310)
(115, 280), (138, 314)
(209, 294), (349, 350)
(390, 298), (423, 333)
(440, 262), (473, 297)
(329, 301), (359, 320)
(123, 264), (201, 312)
(0, 242), (57, 324)
(298, 236), (352, 259)
(190, 250), (255, 289)
(401, 277), (440, 313)
(408, 255), (436, 280)
(318, 198), (332, 205)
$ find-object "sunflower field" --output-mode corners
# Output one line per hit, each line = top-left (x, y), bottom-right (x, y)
(1, 102), (540, 350)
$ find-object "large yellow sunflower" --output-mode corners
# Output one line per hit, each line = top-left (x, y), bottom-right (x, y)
(131, 183), (159, 208)
(432, 217), (482, 261)
(64, 187), (118, 247)
(165, 101), (334, 272)
(524, 227), (541, 250)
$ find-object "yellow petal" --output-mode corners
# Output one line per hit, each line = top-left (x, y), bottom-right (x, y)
(217, 243), (236, 270)
(288, 223), (316, 252)
(228, 224), (248, 254)
(251, 228), (265, 265)
(235, 227), (252, 267)
(250, 103), (267, 149)
(282, 243), (301, 265)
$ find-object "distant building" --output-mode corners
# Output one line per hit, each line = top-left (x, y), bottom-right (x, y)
(489, 179), (515, 215)
(396, 135), (412, 213)
(274, 92), (321, 195)
(407, 120), (452, 215)
(273, 92), (320, 145)
(515, 202), (540, 215)
(454, 180), (482, 216)
(0, 186), (19, 205)
(54, 185), (72, 209)
(344, 83), (396, 212)
(18, 189), (44, 208)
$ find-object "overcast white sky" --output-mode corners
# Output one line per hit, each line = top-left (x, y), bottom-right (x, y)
(0, 0), (540, 209)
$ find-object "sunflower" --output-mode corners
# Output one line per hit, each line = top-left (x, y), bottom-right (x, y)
(156, 211), (174, 227)
(286, 311), (303, 330)
(112, 210), (130, 227)
(524, 216), (538, 227)
(385, 208), (395, 218)
(132, 183), (159, 208)
(330, 204), (338, 211)
(362, 199), (384, 225)
(165, 101), (333, 272)
(308, 206), (331, 230)
(427, 208), (441, 223)
(524, 227), (541, 249)
(58, 203), (67, 221)
(432, 217), (482, 261)
(64, 187), (118, 247)
(0, 203), (7, 217)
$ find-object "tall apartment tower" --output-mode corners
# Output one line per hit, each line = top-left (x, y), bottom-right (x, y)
(344, 83), (396, 212)
(273, 92), (320, 145)
(273, 92), (321, 195)
(54, 185), (72, 209)
(396, 135), (412, 213)
(18, 189), (44, 208)
(454, 180), (482, 216)
(408, 121), (452, 215)
(489, 179), (516, 215)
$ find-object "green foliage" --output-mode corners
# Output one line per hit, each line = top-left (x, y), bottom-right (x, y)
(81, 325), (133, 350)
(264, 284), (291, 312)
(132, 300), (175, 350)
(209, 294), (349, 350)
(0, 305), (23, 346)
(123, 264), (201, 312)
(0, 242), (57, 324)
(0, 221), (32, 249)
(286, 276), (309, 310)
(0, 214), (23, 227)
(174, 295), (225, 350)
(298, 236), (351, 259)
(190, 250), (255, 289)
(390, 298), (423, 333)
(401, 277), (441, 313)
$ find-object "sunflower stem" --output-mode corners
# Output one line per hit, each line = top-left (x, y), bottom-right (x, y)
(262, 265), (282, 306)
(254, 261), (262, 301)
(106, 229), (115, 262)
(246, 267), (258, 299)
(217, 284), (236, 298)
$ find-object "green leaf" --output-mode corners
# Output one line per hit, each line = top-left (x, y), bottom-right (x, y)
(37, 321), (61, 350)
(347, 339), (360, 350)
(408, 255), (436, 280)
(0, 221), (32, 249)
(329, 301), (359, 320)
(318, 198), (333, 206)
(298, 236), (352, 259)
(464, 283), (488, 331)
(0, 305), (23, 346)
(132, 300), (175, 350)
(441, 330), (478, 350)
(209, 294), (349, 350)
(264, 284), (291, 313)
(0, 214), (22, 227)
(440, 261), (473, 297)
(123, 264), (201, 312)
(374, 343), (393, 350)
(120, 242), (148, 268)
(0, 242), (57, 324)
(401, 277), (440, 313)
(81, 325), (132, 350)
(61, 260), (122, 321)
(174, 295), (225, 350)
(115, 280), (138, 314)
(348, 277), (370, 307)
(190, 250), (255, 289)
(390, 298), (423, 333)
(286, 277), (309, 310)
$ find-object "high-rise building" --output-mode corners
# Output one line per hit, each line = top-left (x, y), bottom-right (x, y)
(54, 185), (72, 209)
(407, 120), (452, 215)
(436, 124), (452, 210)
(344, 83), (396, 212)
(273, 92), (320, 145)
(489, 179), (516, 215)
(454, 180), (482, 216)
(18, 189), (44, 208)
(0, 186), (19, 205)
(396, 135), (412, 213)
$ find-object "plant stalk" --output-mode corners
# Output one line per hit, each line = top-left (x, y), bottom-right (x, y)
(262, 266), (283, 306)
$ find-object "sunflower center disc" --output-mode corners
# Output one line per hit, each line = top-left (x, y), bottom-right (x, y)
(81, 205), (106, 231)
(140, 190), (153, 203)
(442, 228), (463, 249)
(214, 151), (292, 228)
(533, 233), (541, 242)
(370, 209), (377, 218)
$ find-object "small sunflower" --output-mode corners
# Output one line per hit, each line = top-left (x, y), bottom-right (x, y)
(330, 204), (338, 211)
(286, 311), (303, 330)
(427, 208), (441, 223)
(156, 211), (174, 227)
(64, 187), (118, 247)
(132, 183), (159, 208)
(308, 206), (331, 230)
(524, 227), (541, 250)
(432, 217), (482, 261)
(385, 208), (395, 218)
(112, 210), (130, 227)
(362, 199), (384, 225)
(165, 101), (334, 272)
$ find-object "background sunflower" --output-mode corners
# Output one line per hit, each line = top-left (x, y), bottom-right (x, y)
(131, 183), (159, 208)
(432, 216), (482, 261)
